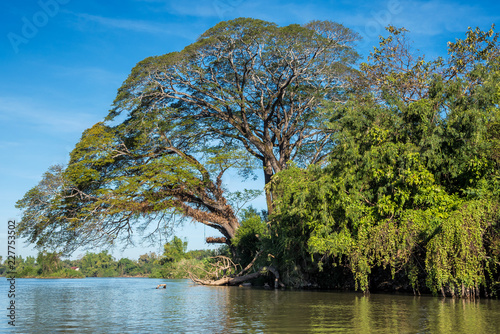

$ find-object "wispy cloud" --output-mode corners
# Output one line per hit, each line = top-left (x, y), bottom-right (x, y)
(0, 96), (98, 135)
(0, 141), (22, 150)
(385, 0), (499, 35)
(135, 0), (498, 39)
(51, 65), (125, 87)
(66, 11), (200, 40)
(165, 0), (246, 19)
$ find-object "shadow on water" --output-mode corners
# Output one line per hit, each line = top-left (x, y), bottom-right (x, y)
(1, 278), (500, 333)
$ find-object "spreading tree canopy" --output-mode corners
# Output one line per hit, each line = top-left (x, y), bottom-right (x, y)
(16, 18), (360, 254)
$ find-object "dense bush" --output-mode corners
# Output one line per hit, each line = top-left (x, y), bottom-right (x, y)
(269, 27), (500, 297)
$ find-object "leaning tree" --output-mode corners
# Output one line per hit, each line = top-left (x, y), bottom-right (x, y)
(16, 18), (360, 255)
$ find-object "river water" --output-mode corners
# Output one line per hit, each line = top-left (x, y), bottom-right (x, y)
(1, 278), (500, 333)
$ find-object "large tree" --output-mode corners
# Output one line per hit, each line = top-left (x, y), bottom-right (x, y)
(110, 18), (359, 211)
(16, 18), (359, 254)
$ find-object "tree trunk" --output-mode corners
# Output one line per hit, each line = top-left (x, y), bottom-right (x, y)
(264, 159), (274, 215)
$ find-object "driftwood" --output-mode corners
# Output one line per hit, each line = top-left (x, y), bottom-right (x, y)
(188, 252), (284, 288)
(189, 266), (282, 287)
(190, 270), (262, 286)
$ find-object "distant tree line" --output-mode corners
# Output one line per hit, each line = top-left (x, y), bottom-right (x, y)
(0, 237), (224, 279)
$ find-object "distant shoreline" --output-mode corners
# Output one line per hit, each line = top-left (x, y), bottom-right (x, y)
(2, 274), (153, 279)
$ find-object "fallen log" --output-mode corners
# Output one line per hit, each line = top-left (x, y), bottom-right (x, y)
(189, 266), (283, 287)
(190, 271), (262, 286)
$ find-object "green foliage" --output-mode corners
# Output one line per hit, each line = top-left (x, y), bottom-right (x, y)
(5, 253), (85, 278)
(151, 258), (208, 279)
(232, 207), (267, 267)
(0, 258), (6, 276)
(117, 258), (140, 276)
(269, 26), (500, 296)
(232, 208), (267, 248)
(154, 237), (228, 279)
(36, 251), (62, 275)
(17, 265), (39, 278)
(424, 200), (493, 296)
(185, 249), (219, 260)
(47, 268), (85, 278)
(269, 164), (339, 287)
(79, 251), (118, 277)
(160, 236), (188, 263)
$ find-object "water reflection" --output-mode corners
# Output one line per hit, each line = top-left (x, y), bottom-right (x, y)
(0, 278), (499, 333)
(221, 289), (500, 333)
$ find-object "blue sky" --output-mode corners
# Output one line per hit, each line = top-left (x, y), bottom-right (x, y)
(1, 0), (499, 261)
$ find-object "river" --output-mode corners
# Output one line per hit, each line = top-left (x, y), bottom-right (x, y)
(1, 278), (500, 333)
